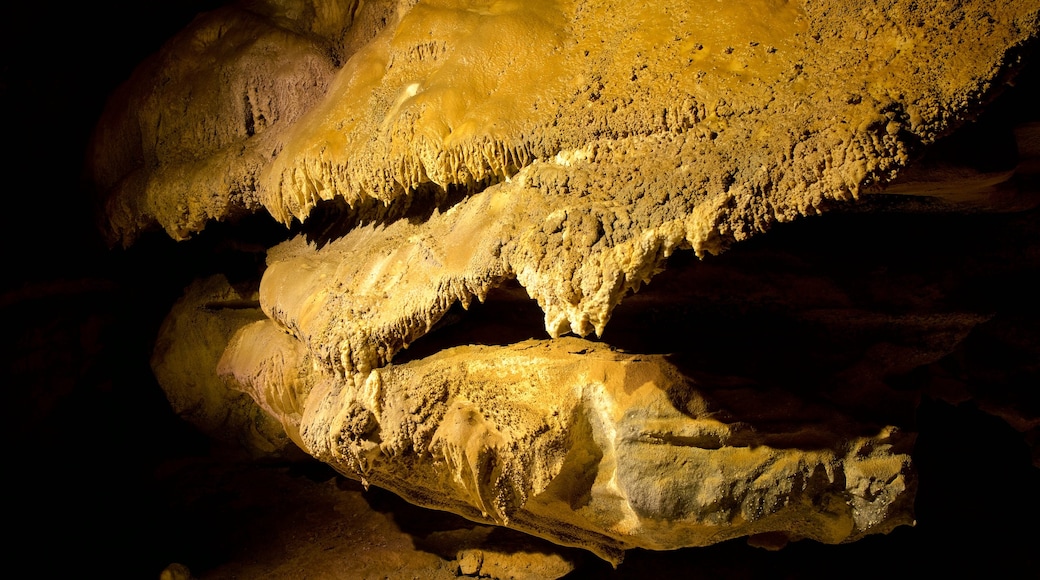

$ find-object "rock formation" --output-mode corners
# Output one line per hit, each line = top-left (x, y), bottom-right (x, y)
(87, 0), (1040, 568)
(151, 275), (294, 457)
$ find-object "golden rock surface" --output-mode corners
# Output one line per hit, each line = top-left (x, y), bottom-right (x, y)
(151, 275), (293, 456)
(221, 334), (914, 561)
(105, 0), (1040, 564)
(91, 0), (1039, 245)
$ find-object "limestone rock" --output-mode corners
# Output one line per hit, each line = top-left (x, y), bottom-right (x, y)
(221, 334), (915, 561)
(456, 546), (576, 580)
(88, 0), (1040, 566)
(88, 2), (394, 244)
(90, 0), (1040, 249)
(152, 275), (292, 456)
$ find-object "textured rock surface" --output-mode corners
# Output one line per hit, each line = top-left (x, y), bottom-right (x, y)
(152, 275), (293, 456)
(222, 335), (915, 560)
(88, 0), (1040, 569)
(91, 0), (1039, 249)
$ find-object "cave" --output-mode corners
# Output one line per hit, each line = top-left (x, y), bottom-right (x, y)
(4, 1), (1038, 578)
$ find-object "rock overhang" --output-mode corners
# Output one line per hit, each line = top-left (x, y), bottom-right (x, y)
(90, 0), (1040, 565)
(91, 0), (1039, 245)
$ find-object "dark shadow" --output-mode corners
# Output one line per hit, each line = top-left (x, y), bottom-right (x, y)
(299, 179), (492, 250)
(392, 279), (549, 365)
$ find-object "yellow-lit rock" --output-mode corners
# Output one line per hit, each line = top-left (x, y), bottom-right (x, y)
(152, 275), (292, 456)
(97, 0), (1040, 565)
(220, 335), (914, 561)
(91, 0), (1040, 245)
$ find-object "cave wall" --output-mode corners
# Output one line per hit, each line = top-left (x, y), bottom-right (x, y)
(3, 0), (1038, 577)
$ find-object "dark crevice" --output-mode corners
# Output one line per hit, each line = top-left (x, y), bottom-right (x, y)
(391, 279), (548, 365)
(243, 93), (255, 136)
(297, 178), (498, 250)
(386, 203), (1038, 452)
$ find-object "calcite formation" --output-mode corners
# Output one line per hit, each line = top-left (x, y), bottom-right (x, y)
(90, 0), (1040, 564)
(151, 275), (293, 457)
(221, 334), (915, 561)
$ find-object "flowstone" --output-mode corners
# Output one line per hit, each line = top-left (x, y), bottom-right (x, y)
(95, 0), (1039, 565)
(221, 335), (914, 561)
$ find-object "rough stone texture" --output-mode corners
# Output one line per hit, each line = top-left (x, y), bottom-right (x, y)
(91, 0), (1039, 249)
(87, 0), (1040, 571)
(88, 1), (395, 244)
(221, 334), (915, 561)
(151, 275), (293, 457)
(456, 546), (577, 580)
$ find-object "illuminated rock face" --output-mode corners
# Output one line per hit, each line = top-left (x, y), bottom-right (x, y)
(221, 334), (915, 560)
(92, 0), (1039, 564)
(151, 275), (294, 457)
